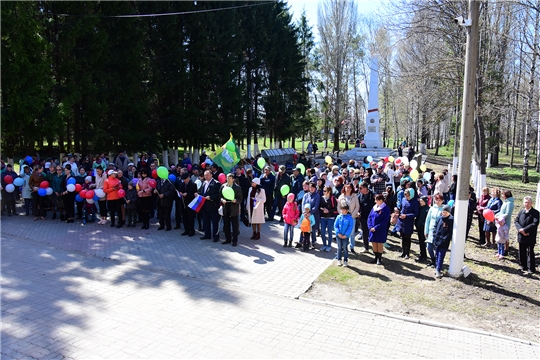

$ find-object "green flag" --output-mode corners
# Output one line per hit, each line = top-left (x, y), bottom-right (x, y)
(212, 134), (240, 174)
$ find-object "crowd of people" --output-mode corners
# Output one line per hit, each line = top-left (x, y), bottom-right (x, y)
(1, 149), (538, 277)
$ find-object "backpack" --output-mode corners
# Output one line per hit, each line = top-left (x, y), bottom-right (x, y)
(300, 217), (311, 232)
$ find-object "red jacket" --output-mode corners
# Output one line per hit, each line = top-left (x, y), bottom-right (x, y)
(103, 177), (121, 200)
(282, 201), (300, 225)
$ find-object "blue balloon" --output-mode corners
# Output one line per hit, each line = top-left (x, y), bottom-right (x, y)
(67, 177), (76, 185)
(38, 188), (47, 197)
(447, 200), (455, 207)
(205, 158), (213, 165)
(25, 156), (33, 164)
(168, 174), (176, 182)
(93, 195), (99, 202)
(13, 178), (24, 187)
(75, 194), (84, 202)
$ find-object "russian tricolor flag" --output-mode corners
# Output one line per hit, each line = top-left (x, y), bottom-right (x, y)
(188, 195), (206, 213)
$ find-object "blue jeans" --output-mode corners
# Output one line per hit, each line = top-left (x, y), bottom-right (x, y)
(435, 247), (447, 272)
(337, 236), (348, 262)
(284, 223), (294, 242)
(427, 242), (435, 261)
(349, 226), (356, 250)
(498, 243), (505, 256)
(320, 217), (335, 247)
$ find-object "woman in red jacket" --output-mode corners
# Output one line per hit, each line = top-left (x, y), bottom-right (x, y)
(103, 170), (122, 227)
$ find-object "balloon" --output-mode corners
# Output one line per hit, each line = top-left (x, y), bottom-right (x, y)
(75, 194), (84, 203)
(157, 166), (169, 179)
(93, 195), (99, 202)
(3, 175), (13, 184)
(85, 190), (95, 199)
(384, 157), (389, 162)
(187, 164), (192, 172)
(218, 173), (226, 184)
(132, 178), (139, 184)
(448, 200), (455, 207)
(13, 178), (24, 187)
(95, 189), (106, 198)
(423, 172), (431, 181)
(151, 170), (158, 179)
(401, 157), (409, 165)
(75, 184), (83, 192)
(39, 181), (49, 188)
(25, 156), (33, 164)
(86, 199), (95, 204)
(377, 161), (384, 168)
(205, 158), (213, 165)
(257, 158), (266, 169)
(483, 209), (495, 222)
(168, 174), (177, 182)
(325, 155), (332, 164)
(67, 178), (76, 185)
(38, 188), (47, 196)
(222, 187), (235, 201)
(5, 184), (15, 193)
(394, 158), (402, 165)
(117, 189), (126, 198)
(296, 163), (305, 175)
(195, 179), (202, 189)
(410, 160), (418, 169)
(388, 156), (395, 163)
(201, 163), (206, 169)
(366, 156), (373, 162)
(148, 179), (157, 188)
(280, 184), (290, 197)
(420, 164), (427, 172)
(226, 141), (236, 153)
(80, 190), (87, 199)
(66, 184), (75, 192)
(410, 169), (419, 181)
(46, 187), (53, 196)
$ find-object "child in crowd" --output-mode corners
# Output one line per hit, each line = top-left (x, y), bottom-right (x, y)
(282, 193), (299, 247)
(389, 207), (400, 237)
(83, 176), (96, 222)
(432, 205), (454, 278)
(334, 204), (354, 267)
(495, 215), (509, 260)
(297, 203), (315, 252)
(125, 181), (138, 227)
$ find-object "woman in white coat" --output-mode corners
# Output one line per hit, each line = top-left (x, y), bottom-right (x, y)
(247, 178), (266, 240)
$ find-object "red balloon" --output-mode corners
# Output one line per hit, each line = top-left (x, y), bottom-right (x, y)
(151, 170), (158, 179)
(80, 190), (87, 198)
(201, 163), (206, 169)
(85, 190), (95, 199)
(148, 179), (157, 188)
(4, 175), (13, 184)
(40, 181), (49, 189)
(75, 184), (83, 192)
(218, 173), (226, 184)
(117, 189), (126, 198)
(384, 156), (389, 162)
(483, 209), (495, 222)
(395, 158), (402, 165)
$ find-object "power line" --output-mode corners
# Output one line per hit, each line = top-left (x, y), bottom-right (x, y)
(42, 2), (275, 18)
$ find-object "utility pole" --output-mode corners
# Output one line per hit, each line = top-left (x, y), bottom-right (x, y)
(449, 0), (480, 277)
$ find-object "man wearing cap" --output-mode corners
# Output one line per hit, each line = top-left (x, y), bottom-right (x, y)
(260, 166), (275, 221)
(178, 172), (197, 236)
(220, 174), (243, 246)
(198, 170), (221, 241)
(155, 171), (176, 231)
(271, 165), (291, 223)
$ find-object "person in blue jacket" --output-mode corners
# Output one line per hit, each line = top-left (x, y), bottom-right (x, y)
(334, 204), (355, 267)
(395, 188), (419, 259)
(367, 194), (391, 265)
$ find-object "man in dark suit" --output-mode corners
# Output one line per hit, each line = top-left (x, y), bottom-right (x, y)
(155, 176), (176, 231)
(199, 170), (221, 242)
(514, 196), (539, 274)
(234, 167), (250, 222)
(220, 173), (243, 246)
(178, 172), (197, 236)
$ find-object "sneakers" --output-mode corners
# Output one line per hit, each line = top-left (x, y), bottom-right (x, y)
(338, 260), (343, 266)
(325, 246), (331, 252)
(343, 261), (348, 267)
(435, 271), (442, 278)
(360, 248), (369, 254)
(350, 248), (357, 254)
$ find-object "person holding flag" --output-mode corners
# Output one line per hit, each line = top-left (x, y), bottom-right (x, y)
(198, 170), (221, 242)
(178, 172), (197, 236)
(220, 173), (243, 246)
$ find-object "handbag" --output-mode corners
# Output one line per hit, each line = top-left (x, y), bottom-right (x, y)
(57, 196), (65, 209)
(242, 215), (250, 227)
(218, 205), (223, 216)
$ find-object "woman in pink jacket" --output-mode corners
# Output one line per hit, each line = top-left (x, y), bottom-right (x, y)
(282, 193), (299, 247)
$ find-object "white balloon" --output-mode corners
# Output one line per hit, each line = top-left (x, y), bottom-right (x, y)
(402, 157), (409, 165)
(423, 172), (431, 181)
(5, 184), (15, 193)
(195, 179), (202, 189)
(66, 184), (75, 192)
(377, 161), (384, 168)
(366, 156), (373, 162)
(46, 187), (53, 195)
(86, 199), (95, 204)
(410, 160), (418, 169)
(95, 189), (106, 198)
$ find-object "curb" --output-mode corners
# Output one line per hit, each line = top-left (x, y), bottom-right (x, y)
(298, 296), (540, 347)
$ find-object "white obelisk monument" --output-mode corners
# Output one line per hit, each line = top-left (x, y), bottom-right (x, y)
(363, 57), (383, 148)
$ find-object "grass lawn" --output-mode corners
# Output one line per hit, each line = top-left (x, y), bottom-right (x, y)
(303, 148), (540, 343)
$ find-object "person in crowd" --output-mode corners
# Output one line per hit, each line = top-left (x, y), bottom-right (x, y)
(514, 196), (539, 274)
(136, 168), (153, 230)
(103, 170), (122, 228)
(177, 172), (197, 236)
(93, 155), (107, 170)
(49, 164), (65, 221)
(396, 188), (419, 259)
(302, 182), (321, 248)
(338, 183), (360, 254)
(271, 165), (291, 223)
(499, 189), (515, 255)
(358, 181), (376, 253)
(415, 196), (429, 263)
(449, 175), (458, 201)
(476, 186), (491, 246)
(483, 187), (503, 248)
(1, 164), (18, 216)
(247, 178), (266, 240)
(320, 186), (338, 252)
(434, 173), (445, 196)
(282, 193), (299, 247)
(334, 204), (354, 266)
(234, 166), (250, 223)
(495, 215), (509, 260)
(181, 153), (192, 169)
(92, 166), (108, 225)
(367, 193), (391, 265)
(298, 203), (316, 252)
(220, 173), (243, 246)
(63, 156), (79, 177)
(371, 164), (389, 195)
(442, 169), (451, 203)
(432, 205), (454, 278)
(29, 165), (46, 220)
(60, 164), (76, 223)
(125, 181), (138, 227)
(417, 179), (428, 197)
(20, 165), (32, 216)
(407, 146), (415, 162)
(332, 175), (344, 195)
(424, 193), (445, 267)
(199, 170), (221, 241)
(114, 150), (129, 172)
(155, 173), (175, 231)
(259, 166), (275, 221)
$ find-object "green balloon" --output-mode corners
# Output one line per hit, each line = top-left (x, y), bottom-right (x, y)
(257, 158), (266, 169)
(280, 184), (290, 197)
(297, 163), (305, 175)
(222, 186), (235, 201)
(226, 141), (236, 153)
(157, 166), (168, 179)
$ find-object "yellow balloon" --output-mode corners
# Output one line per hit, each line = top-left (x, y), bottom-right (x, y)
(325, 155), (332, 164)
(388, 156), (395, 163)
(420, 164), (427, 172)
(410, 169), (419, 181)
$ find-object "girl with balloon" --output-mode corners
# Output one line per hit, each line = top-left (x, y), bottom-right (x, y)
(29, 165), (47, 220)
(482, 187), (502, 248)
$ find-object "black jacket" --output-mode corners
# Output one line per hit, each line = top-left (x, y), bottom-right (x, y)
(433, 215), (454, 250)
(274, 172), (291, 198)
(220, 183), (243, 217)
(234, 173), (250, 201)
(178, 180), (198, 207)
(515, 208), (539, 245)
(125, 188), (138, 210)
(156, 179), (176, 207)
(201, 178), (221, 211)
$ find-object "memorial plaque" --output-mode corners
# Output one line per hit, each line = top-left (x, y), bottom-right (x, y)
(368, 126), (376, 133)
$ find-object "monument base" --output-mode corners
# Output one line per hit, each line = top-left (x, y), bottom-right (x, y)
(363, 134), (382, 148)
